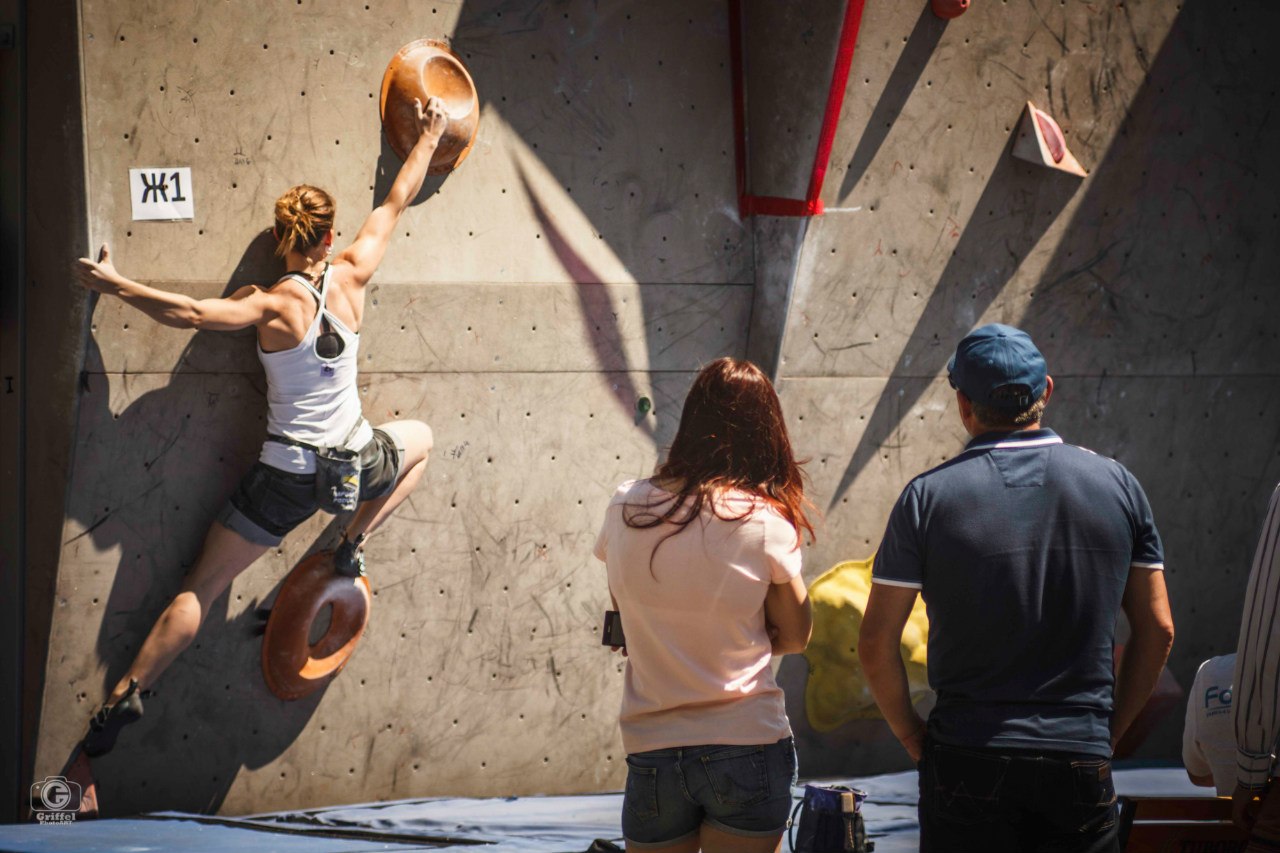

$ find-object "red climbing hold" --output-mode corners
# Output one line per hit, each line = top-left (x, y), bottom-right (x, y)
(931, 0), (970, 20)
(1012, 101), (1087, 177)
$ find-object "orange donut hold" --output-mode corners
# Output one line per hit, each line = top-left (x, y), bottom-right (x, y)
(262, 551), (372, 701)
(380, 39), (480, 175)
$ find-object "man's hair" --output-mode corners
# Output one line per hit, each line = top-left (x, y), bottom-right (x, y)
(970, 386), (1049, 430)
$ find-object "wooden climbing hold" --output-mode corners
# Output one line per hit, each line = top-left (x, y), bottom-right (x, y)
(1012, 100), (1087, 177)
(262, 550), (372, 701)
(380, 39), (480, 175)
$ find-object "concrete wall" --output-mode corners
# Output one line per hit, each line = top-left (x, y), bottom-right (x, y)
(15, 0), (94, 822)
(753, 0), (1280, 774)
(32, 0), (748, 816)
(23, 0), (1279, 818)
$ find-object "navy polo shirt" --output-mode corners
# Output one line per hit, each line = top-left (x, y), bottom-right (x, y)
(872, 428), (1164, 757)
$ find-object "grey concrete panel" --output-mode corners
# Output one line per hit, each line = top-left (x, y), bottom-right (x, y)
(77, 0), (749, 287)
(740, 0), (846, 201)
(33, 367), (712, 814)
(781, 189), (1279, 381)
(21, 0), (93, 822)
(745, 216), (808, 380)
(88, 282), (752, 375)
(794, 0), (1279, 378)
(780, 0), (1280, 542)
(779, 373), (1280, 773)
(30, 0), (764, 815)
(826, 0), (1173, 207)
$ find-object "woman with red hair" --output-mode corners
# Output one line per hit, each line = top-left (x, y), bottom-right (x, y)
(594, 357), (814, 853)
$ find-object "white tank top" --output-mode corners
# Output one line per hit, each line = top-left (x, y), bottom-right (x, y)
(256, 265), (373, 473)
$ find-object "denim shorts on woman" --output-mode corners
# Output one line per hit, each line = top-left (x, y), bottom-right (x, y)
(622, 737), (797, 849)
(217, 426), (405, 547)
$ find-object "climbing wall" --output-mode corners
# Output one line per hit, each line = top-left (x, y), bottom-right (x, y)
(33, 0), (748, 815)
(25, 0), (1280, 817)
(749, 0), (1280, 774)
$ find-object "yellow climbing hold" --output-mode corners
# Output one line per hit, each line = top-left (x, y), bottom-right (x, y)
(803, 555), (932, 732)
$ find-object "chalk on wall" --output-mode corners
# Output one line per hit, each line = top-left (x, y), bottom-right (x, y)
(1011, 101), (1087, 177)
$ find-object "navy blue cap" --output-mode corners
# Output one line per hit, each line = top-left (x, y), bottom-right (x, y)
(947, 323), (1047, 410)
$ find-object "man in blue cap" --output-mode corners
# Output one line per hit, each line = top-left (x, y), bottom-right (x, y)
(859, 323), (1176, 852)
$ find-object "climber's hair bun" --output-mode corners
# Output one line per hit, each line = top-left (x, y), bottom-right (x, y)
(273, 185), (336, 258)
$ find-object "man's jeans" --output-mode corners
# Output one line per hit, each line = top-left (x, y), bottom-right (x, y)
(919, 738), (1119, 853)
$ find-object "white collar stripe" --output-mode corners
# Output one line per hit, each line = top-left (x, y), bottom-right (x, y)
(960, 435), (1064, 456)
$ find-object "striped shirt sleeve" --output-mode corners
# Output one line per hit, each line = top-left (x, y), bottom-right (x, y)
(1126, 468), (1165, 569)
(1233, 483), (1280, 789)
(872, 482), (925, 590)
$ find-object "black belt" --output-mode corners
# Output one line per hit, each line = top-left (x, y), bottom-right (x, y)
(266, 434), (324, 452)
(267, 418), (367, 454)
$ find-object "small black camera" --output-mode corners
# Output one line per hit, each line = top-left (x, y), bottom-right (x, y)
(601, 610), (626, 647)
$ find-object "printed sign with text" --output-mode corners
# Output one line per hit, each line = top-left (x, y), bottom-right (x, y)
(129, 167), (195, 221)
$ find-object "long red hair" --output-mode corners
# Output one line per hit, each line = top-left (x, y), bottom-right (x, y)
(624, 357), (815, 548)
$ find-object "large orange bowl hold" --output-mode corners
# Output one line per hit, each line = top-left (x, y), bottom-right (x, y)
(380, 39), (480, 174)
(262, 550), (372, 701)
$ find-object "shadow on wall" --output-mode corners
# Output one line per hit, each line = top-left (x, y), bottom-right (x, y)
(371, 136), (448, 210)
(828, 133), (1082, 509)
(447, 0), (751, 436)
(67, 232), (343, 815)
(516, 161), (658, 442)
(810, 0), (1280, 767)
(1016, 0), (1279, 376)
(837, 4), (947, 200)
(1011, 0), (1280, 719)
(829, 0), (1280, 510)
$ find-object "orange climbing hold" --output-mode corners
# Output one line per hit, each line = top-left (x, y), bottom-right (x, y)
(380, 39), (480, 175)
(262, 551), (372, 701)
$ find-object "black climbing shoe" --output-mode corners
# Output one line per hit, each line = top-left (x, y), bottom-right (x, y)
(83, 679), (148, 757)
(333, 533), (366, 578)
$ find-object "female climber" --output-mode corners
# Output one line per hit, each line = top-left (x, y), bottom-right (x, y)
(593, 357), (815, 853)
(72, 96), (449, 757)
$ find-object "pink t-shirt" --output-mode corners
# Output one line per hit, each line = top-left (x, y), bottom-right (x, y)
(594, 479), (803, 754)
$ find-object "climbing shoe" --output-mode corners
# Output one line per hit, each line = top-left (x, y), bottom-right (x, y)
(83, 679), (148, 757)
(333, 533), (366, 578)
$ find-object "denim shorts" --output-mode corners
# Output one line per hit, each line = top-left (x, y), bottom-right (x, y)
(622, 737), (797, 849)
(217, 427), (405, 546)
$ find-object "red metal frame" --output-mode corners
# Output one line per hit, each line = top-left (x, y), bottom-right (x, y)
(729, 0), (867, 218)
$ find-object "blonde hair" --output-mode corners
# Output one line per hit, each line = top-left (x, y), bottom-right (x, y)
(273, 185), (336, 257)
